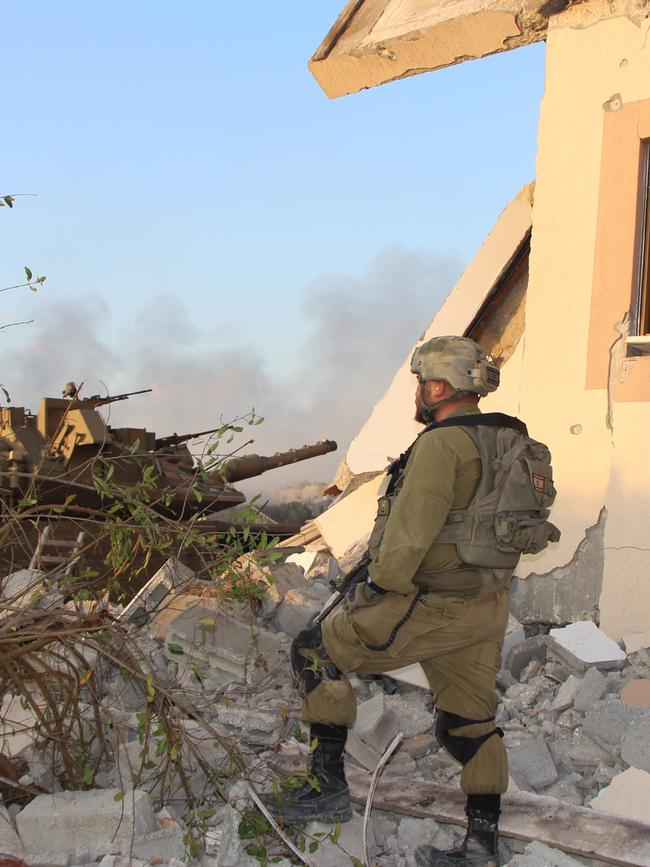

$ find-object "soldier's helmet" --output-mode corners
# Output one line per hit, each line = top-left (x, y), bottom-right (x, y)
(410, 335), (500, 396)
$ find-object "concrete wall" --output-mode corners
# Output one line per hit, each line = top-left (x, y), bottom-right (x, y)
(517, 1), (650, 638)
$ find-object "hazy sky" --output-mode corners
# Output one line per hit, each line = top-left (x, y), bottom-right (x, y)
(2, 3), (546, 492)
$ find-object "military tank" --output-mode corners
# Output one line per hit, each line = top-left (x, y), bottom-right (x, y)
(0, 385), (337, 520)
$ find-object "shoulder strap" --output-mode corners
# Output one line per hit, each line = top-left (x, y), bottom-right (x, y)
(428, 412), (528, 437)
(384, 414), (528, 495)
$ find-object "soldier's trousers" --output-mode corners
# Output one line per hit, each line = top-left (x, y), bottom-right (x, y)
(296, 587), (510, 795)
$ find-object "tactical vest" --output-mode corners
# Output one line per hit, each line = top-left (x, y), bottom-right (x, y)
(368, 413), (560, 570)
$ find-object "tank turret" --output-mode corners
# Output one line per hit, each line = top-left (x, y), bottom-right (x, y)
(0, 388), (338, 521)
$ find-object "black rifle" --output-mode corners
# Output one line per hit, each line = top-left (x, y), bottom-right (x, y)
(310, 553), (371, 628)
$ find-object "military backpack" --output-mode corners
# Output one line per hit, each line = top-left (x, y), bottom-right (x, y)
(433, 414), (560, 569)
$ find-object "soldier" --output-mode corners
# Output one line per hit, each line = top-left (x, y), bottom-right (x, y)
(268, 336), (556, 867)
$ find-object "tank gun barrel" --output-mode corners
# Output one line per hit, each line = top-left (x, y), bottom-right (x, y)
(155, 427), (224, 449)
(220, 439), (337, 484)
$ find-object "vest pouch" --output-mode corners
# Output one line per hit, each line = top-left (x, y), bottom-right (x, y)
(497, 515), (562, 555)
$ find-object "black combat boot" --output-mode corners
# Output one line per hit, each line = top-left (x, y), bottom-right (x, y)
(264, 723), (352, 824)
(415, 795), (500, 866)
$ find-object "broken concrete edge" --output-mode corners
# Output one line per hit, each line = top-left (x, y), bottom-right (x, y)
(118, 557), (195, 624)
(510, 507), (606, 627)
(308, 2), (562, 101)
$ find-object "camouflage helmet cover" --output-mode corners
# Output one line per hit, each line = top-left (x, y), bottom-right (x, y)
(410, 335), (500, 396)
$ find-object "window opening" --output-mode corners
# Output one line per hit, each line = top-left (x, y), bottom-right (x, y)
(633, 140), (650, 337)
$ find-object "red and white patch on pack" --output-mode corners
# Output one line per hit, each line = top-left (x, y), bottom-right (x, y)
(532, 473), (546, 493)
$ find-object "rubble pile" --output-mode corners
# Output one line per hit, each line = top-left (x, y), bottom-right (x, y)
(2, 553), (650, 866)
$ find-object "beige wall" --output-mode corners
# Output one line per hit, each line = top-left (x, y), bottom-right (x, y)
(520, 6), (650, 638)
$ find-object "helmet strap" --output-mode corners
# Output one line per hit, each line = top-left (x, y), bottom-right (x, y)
(419, 384), (472, 423)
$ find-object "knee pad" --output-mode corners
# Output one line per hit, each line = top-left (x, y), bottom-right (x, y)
(290, 621), (341, 697)
(435, 710), (503, 765)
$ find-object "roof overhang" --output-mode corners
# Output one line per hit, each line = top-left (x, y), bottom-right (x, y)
(310, 0), (558, 99)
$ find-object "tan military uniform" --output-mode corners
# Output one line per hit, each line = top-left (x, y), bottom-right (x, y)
(304, 406), (511, 796)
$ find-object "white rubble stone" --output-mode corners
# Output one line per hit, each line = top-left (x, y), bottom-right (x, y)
(25, 854), (71, 866)
(505, 735), (558, 790)
(620, 715), (650, 771)
(346, 729), (380, 770)
(286, 550), (318, 573)
(504, 682), (541, 707)
(583, 698), (646, 748)
(131, 824), (186, 862)
(98, 858), (148, 867)
(505, 840), (584, 866)
(395, 816), (459, 861)
(15, 788), (157, 861)
(548, 621), (626, 668)
(573, 667), (607, 711)
(303, 811), (377, 866)
(541, 778), (583, 805)
(567, 730), (612, 768)
(355, 694), (399, 752)
(276, 585), (329, 637)
(551, 674), (580, 712)
(212, 803), (262, 867)
(217, 704), (284, 743)
(165, 604), (280, 687)
(384, 694), (435, 738)
(0, 694), (44, 758)
(590, 766), (650, 823)
(0, 569), (46, 606)
(118, 557), (194, 625)
(0, 805), (25, 858)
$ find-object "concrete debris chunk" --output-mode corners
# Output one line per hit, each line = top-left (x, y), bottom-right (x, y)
(590, 766), (650, 823)
(345, 729), (381, 771)
(505, 735), (558, 790)
(131, 821), (186, 863)
(285, 549), (318, 572)
(620, 714), (650, 771)
(15, 788), (156, 860)
(354, 693), (399, 752)
(546, 621), (627, 672)
(0, 569), (48, 612)
(0, 805), (25, 860)
(276, 584), (330, 637)
(303, 812), (377, 866)
(621, 678), (650, 707)
(164, 603), (280, 687)
(118, 557), (195, 626)
(384, 694), (435, 738)
(505, 840), (584, 866)
(566, 730), (612, 768)
(541, 778), (583, 805)
(582, 698), (645, 748)
(551, 674), (580, 712)
(573, 666), (607, 711)
(393, 816), (459, 861)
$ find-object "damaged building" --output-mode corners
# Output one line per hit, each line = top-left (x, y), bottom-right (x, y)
(311, 0), (650, 645)
(3, 2), (650, 865)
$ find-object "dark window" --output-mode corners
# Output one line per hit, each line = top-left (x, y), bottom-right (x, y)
(633, 140), (650, 336)
(465, 233), (530, 367)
